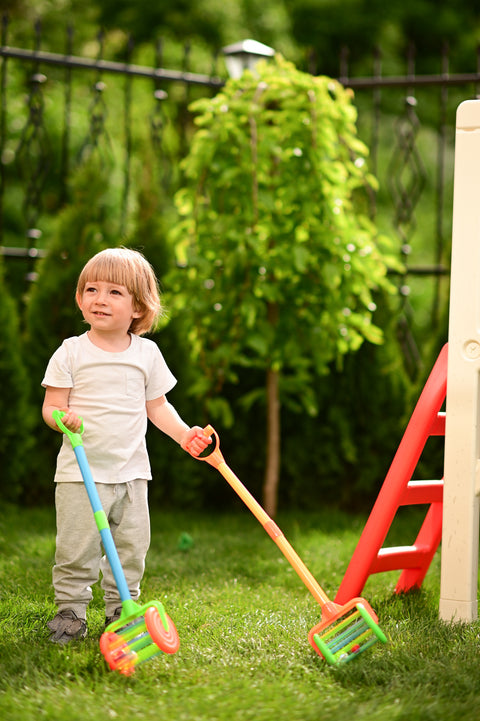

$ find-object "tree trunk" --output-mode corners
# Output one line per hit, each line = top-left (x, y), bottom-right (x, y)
(263, 366), (281, 517)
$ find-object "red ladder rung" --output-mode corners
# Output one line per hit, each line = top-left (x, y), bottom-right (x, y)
(400, 480), (444, 505)
(371, 544), (433, 573)
(429, 411), (446, 435)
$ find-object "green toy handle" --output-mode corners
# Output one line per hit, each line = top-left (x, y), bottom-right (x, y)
(52, 409), (84, 449)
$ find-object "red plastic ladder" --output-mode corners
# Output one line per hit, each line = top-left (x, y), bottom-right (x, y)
(335, 344), (447, 605)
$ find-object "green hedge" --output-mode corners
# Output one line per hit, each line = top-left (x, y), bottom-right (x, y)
(0, 263), (33, 502)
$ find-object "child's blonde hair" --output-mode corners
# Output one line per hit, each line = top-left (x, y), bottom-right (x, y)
(76, 247), (162, 335)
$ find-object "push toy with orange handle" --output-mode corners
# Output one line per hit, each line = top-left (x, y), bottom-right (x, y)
(194, 425), (387, 665)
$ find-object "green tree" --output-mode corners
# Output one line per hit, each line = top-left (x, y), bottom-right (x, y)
(289, 0), (480, 75)
(167, 55), (401, 515)
(93, 0), (296, 61)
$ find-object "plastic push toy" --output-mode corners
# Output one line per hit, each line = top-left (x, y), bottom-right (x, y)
(195, 425), (388, 665)
(52, 410), (180, 675)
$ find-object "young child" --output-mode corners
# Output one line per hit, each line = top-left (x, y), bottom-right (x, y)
(42, 247), (210, 644)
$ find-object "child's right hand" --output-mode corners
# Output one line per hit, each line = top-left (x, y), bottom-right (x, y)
(181, 426), (212, 457)
(55, 408), (82, 433)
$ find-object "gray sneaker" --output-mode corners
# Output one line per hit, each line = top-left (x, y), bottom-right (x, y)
(47, 609), (87, 645)
(104, 606), (123, 630)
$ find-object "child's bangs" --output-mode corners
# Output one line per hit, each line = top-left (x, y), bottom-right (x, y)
(83, 254), (135, 293)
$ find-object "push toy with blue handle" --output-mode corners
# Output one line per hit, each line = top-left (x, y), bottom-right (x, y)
(52, 410), (180, 675)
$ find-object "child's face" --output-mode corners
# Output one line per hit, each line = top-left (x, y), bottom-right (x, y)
(76, 280), (141, 336)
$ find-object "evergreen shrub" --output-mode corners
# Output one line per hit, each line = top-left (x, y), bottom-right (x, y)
(0, 264), (32, 502)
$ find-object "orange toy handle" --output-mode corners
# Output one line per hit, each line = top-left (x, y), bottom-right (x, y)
(195, 425), (338, 612)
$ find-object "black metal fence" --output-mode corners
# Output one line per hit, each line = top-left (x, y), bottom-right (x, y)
(0, 17), (224, 264)
(1, 17), (479, 374)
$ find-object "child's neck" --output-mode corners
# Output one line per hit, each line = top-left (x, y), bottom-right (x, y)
(87, 328), (132, 352)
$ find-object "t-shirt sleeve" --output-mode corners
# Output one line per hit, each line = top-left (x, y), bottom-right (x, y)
(145, 342), (177, 401)
(41, 343), (73, 389)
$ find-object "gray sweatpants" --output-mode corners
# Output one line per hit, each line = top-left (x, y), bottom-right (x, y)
(53, 480), (150, 619)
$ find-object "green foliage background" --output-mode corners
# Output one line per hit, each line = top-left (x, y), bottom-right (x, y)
(0, 1), (454, 510)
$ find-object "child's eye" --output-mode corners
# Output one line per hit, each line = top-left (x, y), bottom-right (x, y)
(85, 286), (97, 293)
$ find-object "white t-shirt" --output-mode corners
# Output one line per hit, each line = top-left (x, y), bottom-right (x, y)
(42, 332), (177, 483)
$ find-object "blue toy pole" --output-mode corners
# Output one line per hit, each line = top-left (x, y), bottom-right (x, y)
(72, 444), (132, 603)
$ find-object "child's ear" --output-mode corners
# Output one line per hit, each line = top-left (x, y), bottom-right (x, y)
(75, 291), (83, 309)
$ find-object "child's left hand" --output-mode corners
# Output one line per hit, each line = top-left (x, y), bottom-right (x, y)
(181, 426), (212, 457)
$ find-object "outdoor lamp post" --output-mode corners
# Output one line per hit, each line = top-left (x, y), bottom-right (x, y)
(222, 39), (275, 79)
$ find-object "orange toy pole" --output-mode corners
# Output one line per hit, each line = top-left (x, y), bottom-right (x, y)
(200, 429), (334, 612)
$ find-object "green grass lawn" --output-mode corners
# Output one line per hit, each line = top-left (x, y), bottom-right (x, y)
(0, 504), (479, 721)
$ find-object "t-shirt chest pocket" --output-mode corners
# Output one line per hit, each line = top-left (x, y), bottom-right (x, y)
(125, 373), (145, 400)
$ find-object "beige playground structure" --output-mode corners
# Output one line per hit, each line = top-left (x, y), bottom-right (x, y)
(440, 98), (480, 622)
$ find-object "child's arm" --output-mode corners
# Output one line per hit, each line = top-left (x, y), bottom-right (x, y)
(146, 395), (211, 456)
(42, 386), (82, 433)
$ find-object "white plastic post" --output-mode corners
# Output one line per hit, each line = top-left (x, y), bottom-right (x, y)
(439, 99), (480, 622)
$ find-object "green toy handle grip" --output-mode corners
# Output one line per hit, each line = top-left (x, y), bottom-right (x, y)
(52, 409), (84, 449)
